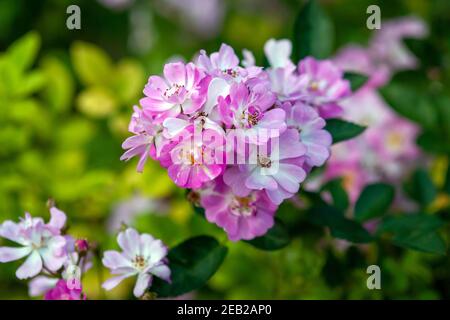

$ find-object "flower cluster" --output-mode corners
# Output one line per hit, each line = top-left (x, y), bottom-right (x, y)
(121, 39), (351, 241)
(324, 17), (426, 203)
(0, 205), (89, 299)
(0, 204), (171, 299)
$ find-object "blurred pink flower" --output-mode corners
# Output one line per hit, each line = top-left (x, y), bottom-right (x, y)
(44, 279), (86, 300)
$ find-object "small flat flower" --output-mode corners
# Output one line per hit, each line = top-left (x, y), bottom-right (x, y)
(120, 106), (165, 172)
(166, 126), (225, 189)
(0, 207), (67, 279)
(224, 129), (307, 205)
(283, 102), (332, 167)
(140, 62), (208, 122)
(297, 57), (351, 118)
(218, 80), (283, 145)
(102, 228), (171, 298)
(200, 177), (277, 241)
(196, 43), (242, 81)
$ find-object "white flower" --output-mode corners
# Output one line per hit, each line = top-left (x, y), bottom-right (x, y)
(102, 228), (171, 298)
(0, 207), (67, 279)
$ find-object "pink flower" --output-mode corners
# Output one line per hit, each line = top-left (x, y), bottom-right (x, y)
(120, 106), (165, 172)
(140, 62), (208, 122)
(44, 279), (86, 300)
(224, 129), (307, 205)
(102, 228), (171, 298)
(200, 177), (277, 241)
(283, 102), (332, 167)
(196, 44), (242, 80)
(218, 80), (284, 144)
(297, 57), (351, 118)
(166, 126), (225, 189)
(0, 207), (67, 279)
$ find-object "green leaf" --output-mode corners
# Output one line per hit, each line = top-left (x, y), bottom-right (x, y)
(321, 178), (349, 211)
(151, 236), (228, 297)
(344, 72), (368, 92)
(292, 0), (334, 60)
(379, 82), (437, 130)
(70, 41), (113, 86)
(308, 205), (373, 243)
(355, 183), (395, 222)
(417, 130), (450, 155)
(378, 214), (446, 255)
(7, 31), (40, 72)
(40, 55), (74, 113)
(76, 87), (118, 118)
(404, 169), (437, 208)
(325, 118), (366, 144)
(245, 218), (291, 251)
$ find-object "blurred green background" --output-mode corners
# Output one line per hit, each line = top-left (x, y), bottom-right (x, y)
(0, 0), (449, 299)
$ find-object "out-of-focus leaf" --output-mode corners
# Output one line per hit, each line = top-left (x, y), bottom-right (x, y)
(355, 183), (395, 222)
(321, 178), (349, 211)
(7, 31), (40, 72)
(325, 118), (366, 144)
(417, 130), (450, 155)
(378, 214), (446, 255)
(151, 236), (228, 297)
(344, 72), (368, 92)
(15, 71), (46, 97)
(77, 87), (118, 118)
(40, 56), (74, 113)
(308, 205), (373, 243)
(113, 59), (145, 104)
(404, 169), (437, 208)
(292, 0), (333, 60)
(71, 41), (113, 86)
(380, 82), (437, 130)
(322, 249), (346, 287)
(245, 218), (291, 251)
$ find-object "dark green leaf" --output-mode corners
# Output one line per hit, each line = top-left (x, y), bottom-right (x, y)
(321, 178), (349, 211)
(325, 118), (366, 144)
(355, 183), (395, 222)
(292, 0), (333, 60)
(322, 249), (346, 287)
(344, 72), (368, 92)
(379, 82), (437, 130)
(417, 130), (450, 155)
(245, 218), (291, 251)
(308, 205), (373, 243)
(404, 169), (437, 208)
(151, 236), (228, 297)
(378, 214), (446, 255)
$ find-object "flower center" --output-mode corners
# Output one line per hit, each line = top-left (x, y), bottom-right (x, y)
(230, 195), (256, 217)
(222, 68), (238, 78)
(309, 80), (320, 91)
(132, 255), (147, 270)
(164, 84), (184, 98)
(258, 156), (272, 168)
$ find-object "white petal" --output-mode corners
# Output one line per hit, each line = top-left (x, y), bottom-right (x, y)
(264, 38), (293, 68)
(117, 228), (140, 259)
(0, 246), (32, 262)
(149, 264), (171, 282)
(133, 273), (152, 298)
(28, 276), (58, 297)
(16, 250), (42, 279)
(203, 78), (230, 114)
(48, 207), (67, 232)
(102, 272), (134, 291)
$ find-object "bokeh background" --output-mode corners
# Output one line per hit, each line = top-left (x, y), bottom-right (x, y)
(0, 0), (449, 299)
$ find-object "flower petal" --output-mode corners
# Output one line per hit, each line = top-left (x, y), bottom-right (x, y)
(0, 246), (32, 263)
(16, 250), (42, 279)
(133, 272), (152, 298)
